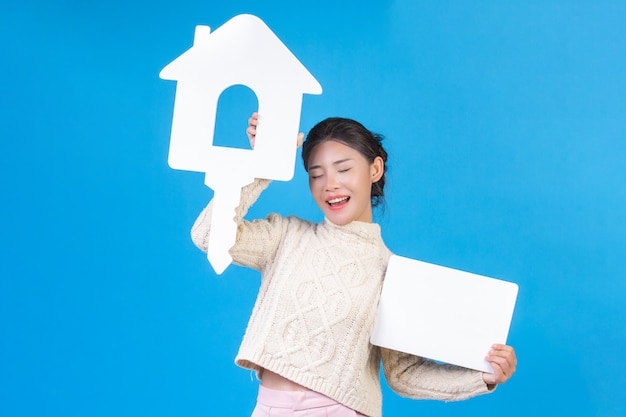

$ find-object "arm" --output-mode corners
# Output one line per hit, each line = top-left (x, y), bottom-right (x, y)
(381, 343), (517, 401)
(381, 348), (492, 401)
(191, 112), (304, 270)
(191, 178), (284, 273)
(191, 113), (271, 254)
(190, 178), (285, 271)
(191, 113), (303, 270)
(190, 177), (271, 254)
(190, 178), (291, 272)
(191, 112), (269, 252)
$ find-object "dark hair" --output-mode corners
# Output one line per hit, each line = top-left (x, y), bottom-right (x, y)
(301, 117), (388, 208)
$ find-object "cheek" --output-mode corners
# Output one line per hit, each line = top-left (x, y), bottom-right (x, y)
(308, 180), (321, 198)
(361, 176), (372, 199)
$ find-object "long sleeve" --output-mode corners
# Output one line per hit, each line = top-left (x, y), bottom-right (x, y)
(381, 348), (493, 401)
(190, 178), (271, 253)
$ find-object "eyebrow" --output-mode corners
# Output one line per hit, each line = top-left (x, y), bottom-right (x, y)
(308, 158), (353, 171)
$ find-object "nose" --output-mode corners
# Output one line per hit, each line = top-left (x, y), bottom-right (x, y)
(324, 171), (339, 191)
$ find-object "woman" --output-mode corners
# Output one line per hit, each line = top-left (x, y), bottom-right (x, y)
(191, 113), (516, 417)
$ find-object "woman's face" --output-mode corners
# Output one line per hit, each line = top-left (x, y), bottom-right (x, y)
(307, 140), (384, 225)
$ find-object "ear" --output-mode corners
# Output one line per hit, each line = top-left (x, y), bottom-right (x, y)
(370, 156), (384, 183)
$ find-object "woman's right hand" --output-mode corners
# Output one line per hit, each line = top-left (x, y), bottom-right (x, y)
(246, 112), (259, 149)
(246, 112), (304, 149)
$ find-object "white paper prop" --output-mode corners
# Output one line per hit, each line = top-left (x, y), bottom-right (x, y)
(371, 255), (518, 373)
(160, 14), (322, 274)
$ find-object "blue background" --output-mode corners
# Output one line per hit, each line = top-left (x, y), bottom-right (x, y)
(2, 1), (625, 416)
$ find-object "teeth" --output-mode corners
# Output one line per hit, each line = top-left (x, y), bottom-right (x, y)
(328, 197), (349, 204)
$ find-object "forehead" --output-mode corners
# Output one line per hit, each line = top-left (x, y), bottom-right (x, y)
(307, 140), (367, 167)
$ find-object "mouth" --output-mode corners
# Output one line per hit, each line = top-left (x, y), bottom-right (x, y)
(326, 196), (350, 207)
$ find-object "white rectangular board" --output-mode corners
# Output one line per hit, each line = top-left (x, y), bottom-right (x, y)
(370, 255), (518, 373)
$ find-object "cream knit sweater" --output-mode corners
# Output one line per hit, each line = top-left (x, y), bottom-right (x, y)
(191, 179), (492, 417)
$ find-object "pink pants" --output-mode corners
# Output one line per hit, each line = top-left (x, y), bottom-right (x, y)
(251, 385), (367, 417)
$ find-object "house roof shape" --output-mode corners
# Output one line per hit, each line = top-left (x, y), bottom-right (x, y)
(160, 14), (322, 95)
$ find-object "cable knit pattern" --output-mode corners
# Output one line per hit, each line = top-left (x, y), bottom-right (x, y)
(191, 179), (492, 417)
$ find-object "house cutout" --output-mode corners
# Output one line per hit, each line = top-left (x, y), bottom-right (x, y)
(213, 85), (259, 149)
(160, 14), (322, 274)
(160, 14), (322, 182)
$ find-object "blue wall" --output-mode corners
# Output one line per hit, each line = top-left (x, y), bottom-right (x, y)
(2, 1), (625, 415)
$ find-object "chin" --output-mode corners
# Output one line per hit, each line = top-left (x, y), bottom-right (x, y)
(325, 213), (352, 226)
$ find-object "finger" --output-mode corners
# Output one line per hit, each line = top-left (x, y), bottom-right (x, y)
(297, 132), (304, 148)
(248, 112), (259, 127)
(486, 356), (515, 383)
(488, 354), (510, 372)
(484, 360), (505, 384)
(488, 347), (515, 367)
(482, 371), (497, 386)
(246, 127), (256, 149)
(491, 344), (517, 366)
(491, 344), (515, 353)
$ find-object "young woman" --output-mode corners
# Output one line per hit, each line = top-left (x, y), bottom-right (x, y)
(191, 113), (516, 417)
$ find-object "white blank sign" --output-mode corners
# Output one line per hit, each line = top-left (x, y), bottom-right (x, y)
(371, 255), (518, 373)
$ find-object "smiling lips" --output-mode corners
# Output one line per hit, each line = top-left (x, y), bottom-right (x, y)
(327, 196), (350, 208)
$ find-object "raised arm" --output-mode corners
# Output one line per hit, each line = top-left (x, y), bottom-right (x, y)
(190, 112), (272, 258)
(190, 178), (271, 253)
(191, 113), (302, 271)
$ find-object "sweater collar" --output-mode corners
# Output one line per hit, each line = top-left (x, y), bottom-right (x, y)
(322, 217), (383, 240)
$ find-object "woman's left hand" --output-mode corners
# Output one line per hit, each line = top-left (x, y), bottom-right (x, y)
(482, 344), (517, 386)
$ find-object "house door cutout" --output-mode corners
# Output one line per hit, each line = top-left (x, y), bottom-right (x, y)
(213, 84), (258, 150)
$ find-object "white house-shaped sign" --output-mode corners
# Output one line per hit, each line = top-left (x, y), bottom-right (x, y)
(160, 14), (322, 183)
(160, 14), (322, 273)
